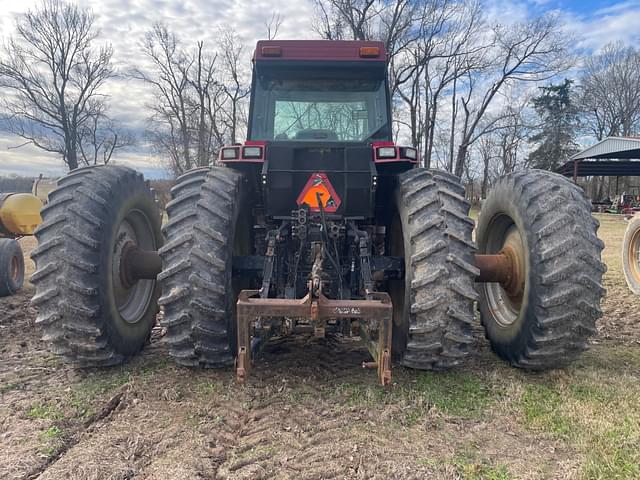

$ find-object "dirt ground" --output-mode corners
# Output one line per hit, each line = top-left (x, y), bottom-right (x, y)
(1, 214), (639, 480)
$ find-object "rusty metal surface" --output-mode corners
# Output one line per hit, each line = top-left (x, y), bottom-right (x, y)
(475, 253), (511, 284)
(475, 251), (525, 299)
(236, 288), (393, 385)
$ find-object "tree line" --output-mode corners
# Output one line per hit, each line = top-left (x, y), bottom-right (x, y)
(0, 0), (639, 198)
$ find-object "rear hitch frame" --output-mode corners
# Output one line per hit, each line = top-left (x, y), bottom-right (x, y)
(236, 288), (393, 386)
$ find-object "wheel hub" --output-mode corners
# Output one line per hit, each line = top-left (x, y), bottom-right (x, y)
(111, 211), (158, 325)
(475, 223), (527, 327)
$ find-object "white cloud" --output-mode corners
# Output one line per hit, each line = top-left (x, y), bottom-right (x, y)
(2, 0), (640, 178)
(0, 0), (316, 178)
(563, 1), (640, 50)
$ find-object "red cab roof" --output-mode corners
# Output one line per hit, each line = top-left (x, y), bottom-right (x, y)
(254, 40), (387, 63)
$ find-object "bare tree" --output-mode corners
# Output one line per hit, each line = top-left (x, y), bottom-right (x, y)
(580, 42), (640, 139)
(77, 104), (135, 165)
(218, 31), (250, 145)
(313, 0), (378, 41)
(453, 14), (571, 176)
(133, 24), (249, 176)
(0, 0), (115, 170)
(422, 0), (485, 169)
(133, 23), (194, 174)
(265, 12), (284, 40)
(473, 93), (530, 196)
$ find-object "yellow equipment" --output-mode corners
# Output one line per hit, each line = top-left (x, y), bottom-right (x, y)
(0, 193), (44, 237)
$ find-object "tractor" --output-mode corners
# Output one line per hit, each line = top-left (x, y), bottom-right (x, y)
(30, 41), (605, 384)
(0, 193), (43, 297)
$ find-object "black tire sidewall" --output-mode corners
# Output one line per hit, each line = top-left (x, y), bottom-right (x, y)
(476, 180), (535, 353)
(228, 179), (251, 356)
(389, 201), (411, 360)
(102, 179), (163, 356)
(0, 239), (24, 296)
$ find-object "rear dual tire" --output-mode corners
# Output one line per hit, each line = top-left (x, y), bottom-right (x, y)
(31, 166), (163, 366)
(390, 168), (478, 369)
(476, 170), (605, 368)
(0, 238), (24, 297)
(391, 168), (605, 371)
(159, 166), (246, 367)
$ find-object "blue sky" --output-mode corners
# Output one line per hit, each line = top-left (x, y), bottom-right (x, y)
(0, 0), (639, 179)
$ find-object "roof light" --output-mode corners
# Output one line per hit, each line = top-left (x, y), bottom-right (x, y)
(262, 46), (282, 57)
(359, 46), (380, 58)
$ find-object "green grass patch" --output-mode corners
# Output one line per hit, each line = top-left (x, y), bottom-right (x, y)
(518, 375), (640, 479)
(38, 425), (64, 456)
(77, 369), (131, 396)
(195, 379), (221, 397)
(70, 368), (132, 418)
(581, 419), (640, 480)
(414, 372), (494, 417)
(521, 384), (574, 438)
(335, 370), (498, 425)
(40, 425), (63, 439)
(27, 402), (64, 421)
(452, 458), (514, 480)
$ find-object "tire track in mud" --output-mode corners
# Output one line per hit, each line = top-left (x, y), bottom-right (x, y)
(24, 389), (129, 480)
(213, 335), (376, 480)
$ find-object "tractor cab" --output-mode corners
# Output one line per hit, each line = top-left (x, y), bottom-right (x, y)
(248, 41), (392, 144)
(220, 40), (417, 219)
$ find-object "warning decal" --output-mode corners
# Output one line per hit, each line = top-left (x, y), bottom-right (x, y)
(296, 172), (341, 213)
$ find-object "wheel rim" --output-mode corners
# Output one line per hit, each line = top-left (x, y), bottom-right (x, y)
(627, 226), (640, 285)
(112, 209), (156, 324)
(482, 214), (526, 328)
(10, 255), (20, 283)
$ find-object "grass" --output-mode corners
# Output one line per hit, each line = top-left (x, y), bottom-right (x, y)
(335, 370), (499, 424)
(517, 349), (640, 480)
(69, 368), (132, 418)
(452, 458), (514, 480)
(27, 402), (64, 421)
(38, 425), (64, 456)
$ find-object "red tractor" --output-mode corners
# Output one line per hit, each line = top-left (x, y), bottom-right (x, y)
(30, 41), (605, 383)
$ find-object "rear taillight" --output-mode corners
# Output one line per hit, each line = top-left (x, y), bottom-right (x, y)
(242, 146), (262, 159)
(220, 141), (266, 162)
(400, 147), (417, 160)
(376, 147), (397, 159)
(221, 147), (240, 160)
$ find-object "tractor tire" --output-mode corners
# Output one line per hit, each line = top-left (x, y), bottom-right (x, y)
(476, 169), (605, 369)
(31, 166), (163, 366)
(622, 213), (640, 294)
(389, 168), (478, 370)
(159, 166), (246, 367)
(0, 238), (24, 297)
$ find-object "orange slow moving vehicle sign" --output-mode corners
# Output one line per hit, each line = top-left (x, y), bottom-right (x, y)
(296, 172), (341, 213)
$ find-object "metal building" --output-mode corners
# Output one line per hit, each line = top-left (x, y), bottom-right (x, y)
(557, 137), (640, 182)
